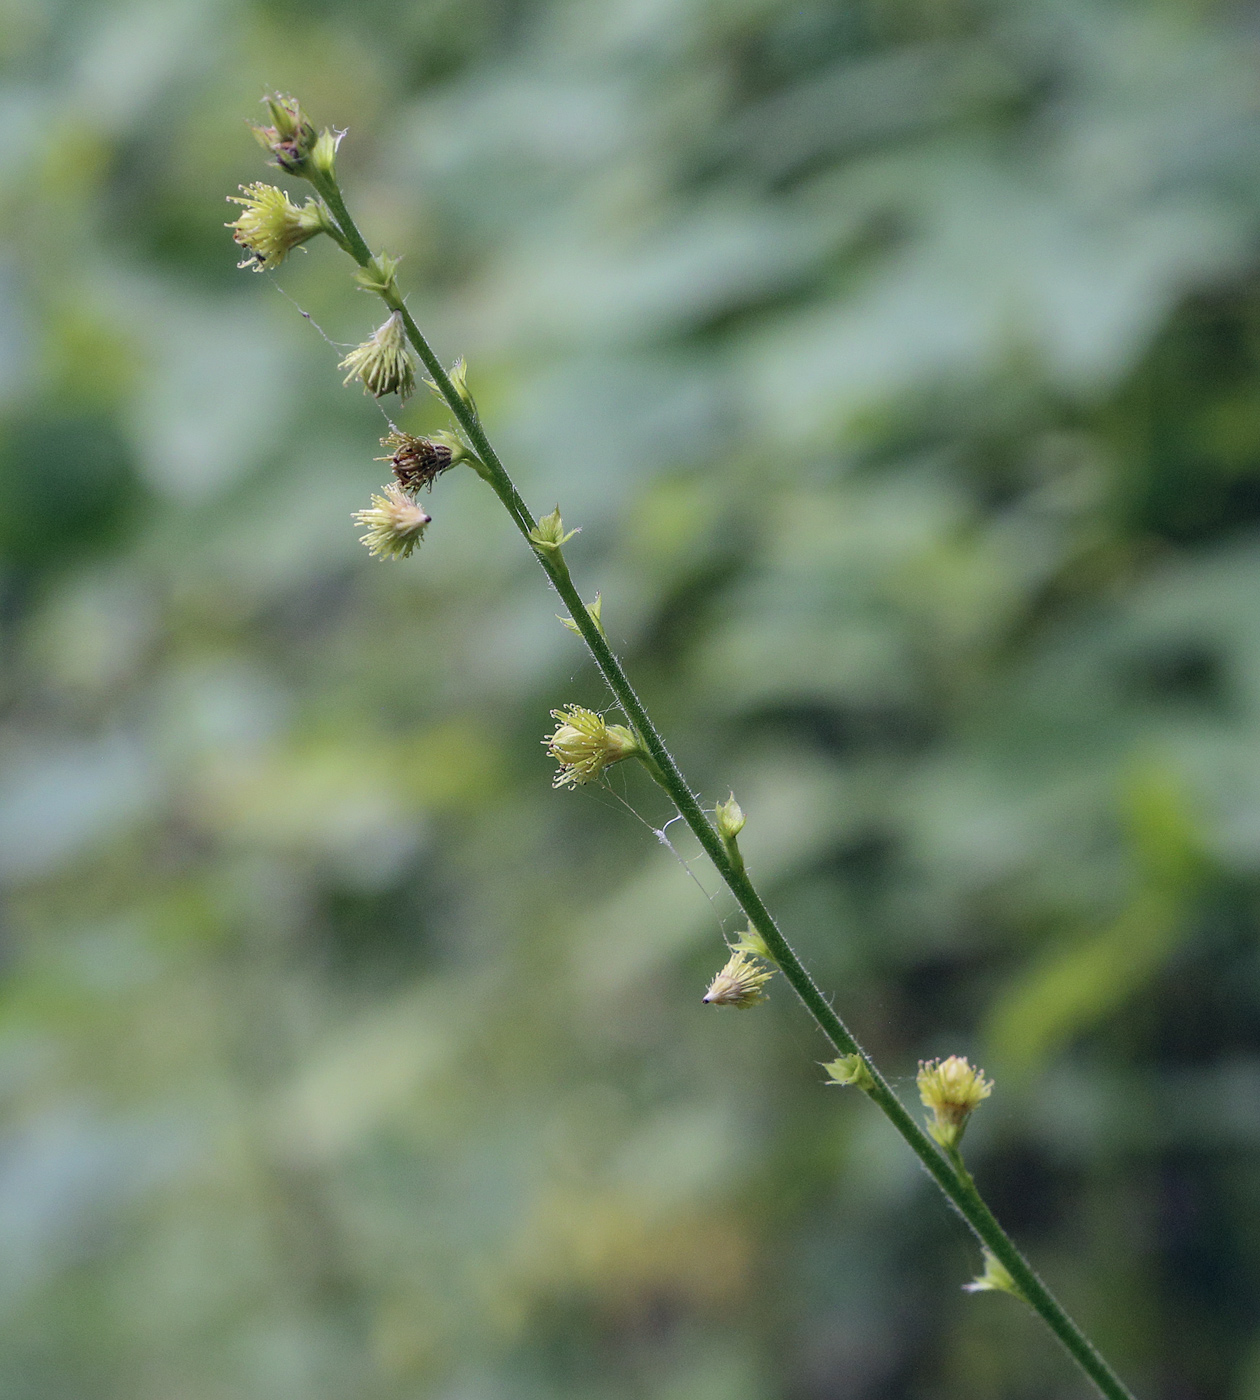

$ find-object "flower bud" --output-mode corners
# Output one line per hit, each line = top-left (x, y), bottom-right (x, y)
(425, 356), (477, 417)
(715, 793), (745, 841)
(354, 252), (402, 298)
(530, 507), (579, 553)
(377, 430), (454, 494)
(560, 594), (606, 639)
(731, 927), (774, 963)
(823, 1055), (875, 1091)
(963, 1247), (1024, 1301)
(226, 184), (332, 271)
(339, 311), (416, 399)
(250, 93), (318, 173)
(702, 950), (774, 1008)
(544, 705), (641, 787)
(309, 127), (343, 182)
(352, 484), (431, 560)
(917, 1055), (993, 1151)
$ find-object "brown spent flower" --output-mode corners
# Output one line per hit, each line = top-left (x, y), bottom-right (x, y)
(378, 431), (454, 494)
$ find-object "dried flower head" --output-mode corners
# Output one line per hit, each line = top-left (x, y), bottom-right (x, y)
(378, 431), (454, 493)
(352, 484), (431, 560)
(702, 949), (775, 1008)
(544, 706), (641, 787)
(917, 1055), (993, 1150)
(226, 184), (330, 271)
(339, 312), (416, 399)
(251, 93), (318, 172)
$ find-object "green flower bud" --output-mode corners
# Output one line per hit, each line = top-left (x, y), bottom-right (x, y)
(226, 184), (332, 271)
(731, 926), (774, 963)
(529, 506), (579, 553)
(823, 1055), (875, 1091)
(354, 252), (402, 298)
(964, 1247), (1024, 1301)
(544, 706), (641, 787)
(250, 93), (318, 174)
(560, 594), (606, 639)
(339, 311), (416, 399)
(352, 484), (431, 560)
(309, 127), (343, 182)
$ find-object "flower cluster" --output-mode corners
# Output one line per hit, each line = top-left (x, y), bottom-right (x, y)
(544, 706), (641, 787)
(917, 1055), (993, 1150)
(226, 184), (330, 271)
(702, 949), (775, 1008)
(339, 312), (416, 399)
(351, 484), (431, 560)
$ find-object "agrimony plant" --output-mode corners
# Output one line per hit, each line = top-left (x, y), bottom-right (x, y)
(229, 94), (1137, 1400)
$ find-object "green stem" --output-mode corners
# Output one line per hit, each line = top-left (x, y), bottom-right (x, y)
(314, 173), (1136, 1400)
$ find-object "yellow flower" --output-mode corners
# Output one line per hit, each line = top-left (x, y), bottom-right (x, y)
(917, 1055), (993, 1150)
(339, 312), (416, 399)
(544, 705), (640, 787)
(702, 949), (774, 1009)
(226, 183), (330, 271)
(352, 484), (431, 560)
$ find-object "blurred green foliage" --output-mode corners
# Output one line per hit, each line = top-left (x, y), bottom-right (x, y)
(6, 0), (1260, 1396)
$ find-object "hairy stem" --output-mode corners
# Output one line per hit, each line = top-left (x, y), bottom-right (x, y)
(316, 174), (1136, 1400)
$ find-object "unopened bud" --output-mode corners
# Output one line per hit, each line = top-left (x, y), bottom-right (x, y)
(309, 127), (343, 181)
(715, 793), (745, 842)
(917, 1055), (993, 1151)
(226, 184), (332, 271)
(963, 1247), (1024, 1302)
(529, 507), (579, 553)
(823, 1055), (875, 1091)
(702, 950), (774, 1009)
(354, 252), (402, 298)
(544, 706), (641, 787)
(560, 594), (606, 640)
(339, 311), (416, 399)
(352, 484), (431, 560)
(251, 93), (317, 173)
(731, 927), (774, 963)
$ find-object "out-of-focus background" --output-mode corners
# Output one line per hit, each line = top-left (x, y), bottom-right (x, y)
(7, 0), (1260, 1396)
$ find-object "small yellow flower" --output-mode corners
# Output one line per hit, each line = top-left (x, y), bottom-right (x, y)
(339, 312), (416, 399)
(352, 484), (431, 560)
(917, 1055), (993, 1150)
(544, 706), (641, 787)
(226, 183), (330, 271)
(702, 950), (775, 1008)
